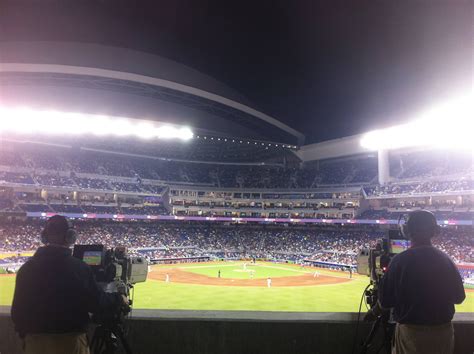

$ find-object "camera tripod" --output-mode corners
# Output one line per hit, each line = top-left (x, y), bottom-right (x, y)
(90, 320), (133, 354)
(360, 311), (394, 354)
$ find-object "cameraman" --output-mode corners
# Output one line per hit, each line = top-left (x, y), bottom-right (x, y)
(374, 210), (466, 354)
(11, 215), (125, 354)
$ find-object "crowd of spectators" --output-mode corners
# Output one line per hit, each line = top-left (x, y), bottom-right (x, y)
(395, 151), (473, 179)
(2, 143), (473, 193)
(73, 177), (111, 191)
(1, 145), (380, 189)
(0, 172), (35, 185)
(359, 208), (474, 220)
(4, 167), (471, 195)
(119, 205), (168, 215)
(1, 142), (473, 211)
(49, 204), (85, 213)
(0, 150), (26, 167)
(365, 179), (474, 197)
(35, 174), (76, 187)
(0, 201), (168, 216)
(0, 221), (471, 268)
(20, 204), (52, 212)
(0, 198), (13, 210)
(435, 229), (474, 264)
(2, 172), (167, 195)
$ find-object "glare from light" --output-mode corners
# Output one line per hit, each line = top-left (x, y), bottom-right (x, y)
(155, 125), (193, 141)
(360, 95), (473, 151)
(0, 107), (194, 141)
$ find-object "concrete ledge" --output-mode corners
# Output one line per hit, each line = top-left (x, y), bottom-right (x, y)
(126, 309), (474, 323)
(1, 308), (473, 354)
(127, 310), (362, 322)
(3, 306), (471, 323)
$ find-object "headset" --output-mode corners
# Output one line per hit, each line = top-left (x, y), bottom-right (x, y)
(400, 210), (440, 240)
(41, 215), (77, 246)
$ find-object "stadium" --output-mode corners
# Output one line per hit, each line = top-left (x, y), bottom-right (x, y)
(0, 5), (473, 353)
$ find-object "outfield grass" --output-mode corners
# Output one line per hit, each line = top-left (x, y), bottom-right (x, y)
(0, 276), (15, 305)
(1, 262), (473, 313)
(132, 276), (369, 312)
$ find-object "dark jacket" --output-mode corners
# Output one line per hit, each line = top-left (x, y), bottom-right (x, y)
(11, 246), (120, 337)
(380, 245), (465, 325)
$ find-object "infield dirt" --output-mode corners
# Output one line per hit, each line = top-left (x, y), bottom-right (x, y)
(148, 267), (350, 287)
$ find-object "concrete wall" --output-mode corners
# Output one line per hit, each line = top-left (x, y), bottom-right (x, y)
(1, 309), (473, 354)
(296, 135), (374, 162)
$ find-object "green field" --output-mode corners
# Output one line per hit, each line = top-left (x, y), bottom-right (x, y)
(1, 261), (473, 313)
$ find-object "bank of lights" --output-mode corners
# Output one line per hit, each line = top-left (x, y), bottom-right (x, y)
(360, 95), (473, 151)
(0, 107), (194, 141)
(195, 135), (296, 149)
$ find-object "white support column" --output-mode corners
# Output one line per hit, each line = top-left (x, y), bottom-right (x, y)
(378, 149), (390, 185)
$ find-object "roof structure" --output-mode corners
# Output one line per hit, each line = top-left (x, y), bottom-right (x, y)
(0, 41), (304, 145)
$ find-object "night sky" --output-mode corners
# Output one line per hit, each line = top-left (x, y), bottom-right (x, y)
(0, 0), (472, 143)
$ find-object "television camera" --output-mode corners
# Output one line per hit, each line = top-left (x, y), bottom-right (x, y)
(73, 244), (148, 354)
(355, 229), (411, 354)
(73, 244), (148, 294)
(357, 230), (411, 307)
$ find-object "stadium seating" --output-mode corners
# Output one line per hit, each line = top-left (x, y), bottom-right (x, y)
(50, 204), (85, 213)
(19, 204), (52, 212)
(395, 151), (473, 179)
(0, 172), (35, 185)
(0, 221), (471, 266)
(120, 205), (168, 215)
(365, 180), (474, 197)
(1, 141), (473, 225)
(0, 150), (25, 167)
(359, 208), (473, 221)
(1, 143), (380, 189)
(34, 174), (77, 187)
(0, 199), (12, 211)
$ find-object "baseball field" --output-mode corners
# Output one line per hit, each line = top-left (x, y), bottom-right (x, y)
(1, 261), (473, 312)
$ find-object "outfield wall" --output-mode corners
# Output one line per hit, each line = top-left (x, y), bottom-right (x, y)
(1, 309), (473, 354)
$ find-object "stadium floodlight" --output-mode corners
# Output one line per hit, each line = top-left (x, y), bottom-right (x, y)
(360, 95), (473, 151)
(0, 107), (194, 141)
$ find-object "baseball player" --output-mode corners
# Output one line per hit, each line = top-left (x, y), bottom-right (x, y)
(267, 277), (272, 288)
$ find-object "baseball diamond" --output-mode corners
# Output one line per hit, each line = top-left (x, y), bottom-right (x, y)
(1, 261), (472, 313)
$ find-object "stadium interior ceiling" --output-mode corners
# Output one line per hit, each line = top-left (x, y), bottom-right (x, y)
(0, 41), (304, 147)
